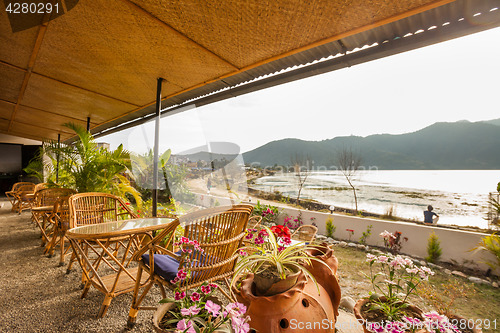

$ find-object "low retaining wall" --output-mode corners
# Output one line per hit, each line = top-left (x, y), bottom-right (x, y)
(192, 193), (498, 275)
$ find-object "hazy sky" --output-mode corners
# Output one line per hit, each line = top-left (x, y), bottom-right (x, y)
(103, 26), (500, 155)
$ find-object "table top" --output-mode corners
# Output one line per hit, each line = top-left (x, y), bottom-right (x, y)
(31, 205), (54, 212)
(66, 217), (175, 240)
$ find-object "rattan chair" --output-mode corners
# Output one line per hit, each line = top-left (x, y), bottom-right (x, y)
(44, 195), (76, 265)
(14, 183), (36, 214)
(126, 204), (253, 328)
(66, 192), (137, 272)
(31, 187), (76, 247)
(5, 182), (34, 212)
(291, 225), (318, 242)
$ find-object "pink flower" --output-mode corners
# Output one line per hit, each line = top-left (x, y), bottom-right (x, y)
(180, 305), (200, 316)
(254, 237), (264, 245)
(367, 322), (385, 333)
(239, 249), (248, 256)
(281, 236), (291, 246)
(176, 269), (188, 280)
(245, 233), (254, 240)
(231, 315), (250, 333)
(201, 285), (212, 294)
(376, 255), (389, 263)
(205, 300), (221, 316)
(174, 291), (186, 300)
(209, 283), (218, 289)
(366, 253), (377, 261)
(225, 302), (247, 317)
(176, 319), (195, 333)
(423, 311), (444, 321)
(190, 292), (200, 302)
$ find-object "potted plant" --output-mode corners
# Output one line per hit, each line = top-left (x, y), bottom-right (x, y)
(232, 226), (340, 333)
(354, 253), (432, 332)
(153, 237), (250, 333)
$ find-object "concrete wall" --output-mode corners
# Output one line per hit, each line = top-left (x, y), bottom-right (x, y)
(192, 193), (499, 275)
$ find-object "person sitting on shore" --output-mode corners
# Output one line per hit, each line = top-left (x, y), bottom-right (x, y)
(424, 205), (439, 225)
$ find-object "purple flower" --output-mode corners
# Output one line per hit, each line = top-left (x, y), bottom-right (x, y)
(205, 300), (221, 316)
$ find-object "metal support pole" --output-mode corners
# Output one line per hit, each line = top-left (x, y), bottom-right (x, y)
(87, 117), (90, 132)
(56, 134), (60, 183)
(152, 78), (163, 217)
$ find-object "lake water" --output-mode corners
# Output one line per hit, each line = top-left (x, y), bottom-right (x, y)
(251, 170), (500, 229)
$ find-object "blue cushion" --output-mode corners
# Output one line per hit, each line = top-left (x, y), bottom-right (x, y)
(141, 250), (210, 282)
(142, 253), (180, 282)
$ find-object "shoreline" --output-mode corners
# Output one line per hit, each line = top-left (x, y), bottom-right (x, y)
(245, 186), (492, 234)
(186, 177), (493, 234)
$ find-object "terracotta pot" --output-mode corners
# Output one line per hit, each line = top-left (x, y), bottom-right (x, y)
(304, 243), (341, 316)
(353, 298), (424, 333)
(234, 272), (336, 333)
(152, 302), (232, 333)
(253, 265), (301, 296)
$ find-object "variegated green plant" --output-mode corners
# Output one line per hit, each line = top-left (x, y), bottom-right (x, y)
(231, 226), (326, 292)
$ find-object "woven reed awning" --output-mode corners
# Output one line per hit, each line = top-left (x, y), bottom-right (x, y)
(1, 0), (500, 142)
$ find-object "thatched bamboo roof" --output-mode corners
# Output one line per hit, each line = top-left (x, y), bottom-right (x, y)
(1, 0), (499, 142)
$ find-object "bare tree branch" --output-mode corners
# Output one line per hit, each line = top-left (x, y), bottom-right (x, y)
(290, 153), (312, 204)
(336, 147), (362, 214)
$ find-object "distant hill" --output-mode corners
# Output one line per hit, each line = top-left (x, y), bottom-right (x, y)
(242, 119), (500, 169)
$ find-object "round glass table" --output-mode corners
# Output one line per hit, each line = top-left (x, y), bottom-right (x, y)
(66, 217), (176, 318)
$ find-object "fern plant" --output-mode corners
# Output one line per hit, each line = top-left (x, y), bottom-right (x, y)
(426, 232), (442, 263)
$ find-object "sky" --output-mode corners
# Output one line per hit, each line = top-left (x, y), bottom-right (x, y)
(102, 26), (500, 155)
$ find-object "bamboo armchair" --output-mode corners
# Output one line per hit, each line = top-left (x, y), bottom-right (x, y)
(5, 182), (34, 212)
(292, 225), (318, 242)
(45, 195), (75, 265)
(31, 188), (76, 247)
(14, 183), (36, 214)
(127, 204), (253, 328)
(66, 192), (137, 273)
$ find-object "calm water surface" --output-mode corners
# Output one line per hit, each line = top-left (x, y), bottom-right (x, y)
(252, 170), (500, 229)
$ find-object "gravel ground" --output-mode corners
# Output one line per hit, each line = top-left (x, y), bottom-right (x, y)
(0, 197), (363, 333)
(0, 198), (163, 333)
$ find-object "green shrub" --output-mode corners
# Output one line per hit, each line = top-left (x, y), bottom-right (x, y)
(325, 218), (336, 238)
(359, 224), (373, 245)
(426, 232), (442, 263)
(252, 201), (281, 225)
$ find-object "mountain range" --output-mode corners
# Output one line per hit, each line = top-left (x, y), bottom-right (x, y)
(242, 119), (500, 169)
